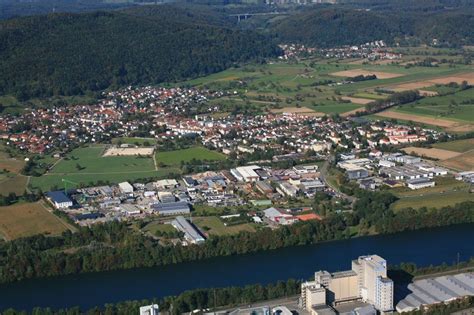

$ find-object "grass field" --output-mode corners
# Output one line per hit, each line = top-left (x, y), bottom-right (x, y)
(392, 191), (474, 211)
(142, 221), (176, 236)
(440, 150), (474, 171)
(433, 138), (474, 153)
(29, 145), (183, 191)
(193, 216), (255, 236)
(30, 168), (179, 192)
(0, 175), (28, 195)
(50, 146), (155, 174)
(392, 177), (469, 197)
(111, 137), (157, 146)
(0, 145), (28, 195)
(0, 202), (72, 240)
(155, 147), (226, 167)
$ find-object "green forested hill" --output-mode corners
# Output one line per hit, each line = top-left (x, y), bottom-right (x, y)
(271, 8), (474, 48)
(0, 6), (280, 100)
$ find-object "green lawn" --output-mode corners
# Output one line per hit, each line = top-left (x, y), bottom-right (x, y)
(112, 137), (157, 146)
(391, 177), (469, 198)
(432, 138), (474, 153)
(155, 147), (226, 167)
(50, 146), (155, 174)
(142, 221), (176, 236)
(30, 168), (179, 192)
(392, 191), (474, 211)
(29, 145), (179, 191)
(193, 216), (255, 236)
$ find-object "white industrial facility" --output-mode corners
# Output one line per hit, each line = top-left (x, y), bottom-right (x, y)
(301, 255), (394, 314)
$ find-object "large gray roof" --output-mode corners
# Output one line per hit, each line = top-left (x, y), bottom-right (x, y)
(396, 273), (474, 313)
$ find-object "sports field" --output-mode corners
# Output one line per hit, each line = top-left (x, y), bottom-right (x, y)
(29, 145), (179, 191)
(0, 202), (72, 240)
(50, 146), (155, 174)
(155, 147), (226, 167)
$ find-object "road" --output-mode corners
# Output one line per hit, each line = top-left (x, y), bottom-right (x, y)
(319, 157), (356, 204)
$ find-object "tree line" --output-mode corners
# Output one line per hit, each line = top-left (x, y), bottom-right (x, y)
(0, 188), (473, 284)
(0, 5), (280, 101)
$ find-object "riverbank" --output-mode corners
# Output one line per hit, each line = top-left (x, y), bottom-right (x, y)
(0, 223), (473, 312)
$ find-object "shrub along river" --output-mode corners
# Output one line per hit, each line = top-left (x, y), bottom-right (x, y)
(1, 223), (473, 311)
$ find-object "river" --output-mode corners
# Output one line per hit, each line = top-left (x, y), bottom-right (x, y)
(1, 223), (473, 311)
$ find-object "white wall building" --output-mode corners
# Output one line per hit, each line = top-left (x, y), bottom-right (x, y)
(140, 304), (159, 315)
(301, 255), (394, 313)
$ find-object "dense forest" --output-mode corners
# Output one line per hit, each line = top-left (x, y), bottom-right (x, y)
(0, 5), (280, 100)
(271, 7), (474, 47)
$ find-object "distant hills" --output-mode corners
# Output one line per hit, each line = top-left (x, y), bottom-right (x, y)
(271, 7), (474, 48)
(0, 5), (280, 100)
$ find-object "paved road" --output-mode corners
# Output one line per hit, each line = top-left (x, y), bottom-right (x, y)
(319, 157), (356, 204)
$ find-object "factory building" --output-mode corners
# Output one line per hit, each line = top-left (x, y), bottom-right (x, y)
(171, 216), (205, 244)
(301, 255), (393, 313)
(230, 165), (262, 182)
(118, 181), (134, 194)
(152, 201), (190, 215)
(406, 178), (435, 190)
(45, 191), (73, 209)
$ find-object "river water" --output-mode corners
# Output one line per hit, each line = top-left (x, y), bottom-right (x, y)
(1, 223), (473, 311)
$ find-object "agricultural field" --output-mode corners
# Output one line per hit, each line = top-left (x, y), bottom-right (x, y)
(155, 147), (226, 167)
(0, 202), (72, 240)
(378, 88), (474, 133)
(440, 150), (474, 171)
(173, 54), (473, 118)
(433, 138), (474, 153)
(193, 216), (256, 237)
(0, 145), (28, 195)
(402, 147), (461, 160)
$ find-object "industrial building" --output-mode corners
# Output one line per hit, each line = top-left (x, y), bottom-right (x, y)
(118, 181), (134, 194)
(396, 272), (474, 313)
(301, 255), (394, 314)
(171, 216), (205, 244)
(230, 165), (262, 182)
(45, 191), (73, 209)
(406, 178), (435, 190)
(152, 201), (190, 216)
(139, 304), (159, 315)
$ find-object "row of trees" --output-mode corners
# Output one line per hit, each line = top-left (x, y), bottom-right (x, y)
(0, 188), (473, 284)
